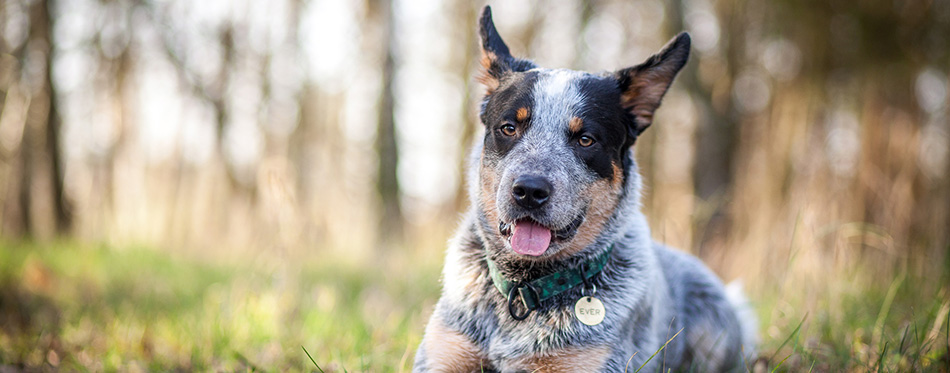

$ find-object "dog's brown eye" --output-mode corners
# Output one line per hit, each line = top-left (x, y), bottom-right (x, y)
(500, 123), (517, 136)
(578, 135), (595, 147)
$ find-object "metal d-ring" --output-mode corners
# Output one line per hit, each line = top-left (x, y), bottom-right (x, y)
(507, 281), (538, 321)
(583, 283), (597, 299)
(579, 263), (596, 298)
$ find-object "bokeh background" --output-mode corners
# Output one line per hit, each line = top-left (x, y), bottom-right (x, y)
(1, 0), (949, 371)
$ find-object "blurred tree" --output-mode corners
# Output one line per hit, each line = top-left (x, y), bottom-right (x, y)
(94, 0), (134, 236)
(1, 0), (72, 238)
(0, 0), (942, 279)
(369, 0), (403, 245)
(669, 0), (742, 258)
(670, 0), (736, 199)
(450, 0), (478, 213)
(144, 5), (255, 198)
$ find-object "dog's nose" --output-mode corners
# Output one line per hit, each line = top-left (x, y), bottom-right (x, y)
(512, 175), (552, 209)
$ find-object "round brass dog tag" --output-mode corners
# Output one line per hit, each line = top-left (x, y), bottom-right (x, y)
(574, 296), (606, 325)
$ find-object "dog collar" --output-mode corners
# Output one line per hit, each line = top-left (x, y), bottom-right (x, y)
(485, 245), (614, 320)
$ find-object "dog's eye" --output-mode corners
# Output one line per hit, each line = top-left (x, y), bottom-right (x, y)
(578, 135), (595, 147)
(500, 123), (517, 136)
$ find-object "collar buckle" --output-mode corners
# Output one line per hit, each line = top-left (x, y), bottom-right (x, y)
(507, 281), (539, 320)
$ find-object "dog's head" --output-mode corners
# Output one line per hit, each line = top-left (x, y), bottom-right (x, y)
(473, 6), (689, 261)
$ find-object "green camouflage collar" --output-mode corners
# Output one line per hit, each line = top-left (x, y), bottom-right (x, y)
(485, 245), (614, 320)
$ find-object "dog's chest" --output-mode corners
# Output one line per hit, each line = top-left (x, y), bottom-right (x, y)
(443, 260), (577, 337)
(446, 269), (618, 357)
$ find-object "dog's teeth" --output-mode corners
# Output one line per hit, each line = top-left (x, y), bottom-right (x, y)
(499, 221), (512, 236)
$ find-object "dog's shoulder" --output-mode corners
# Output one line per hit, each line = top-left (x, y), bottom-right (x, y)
(439, 214), (491, 306)
(652, 244), (750, 369)
(653, 244), (731, 306)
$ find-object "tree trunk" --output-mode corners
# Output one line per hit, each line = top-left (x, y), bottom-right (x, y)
(373, 0), (403, 244)
(669, 0), (741, 257)
(669, 0), (738, 202)
(43, 0), (70, 234)
(16, 119), (34, 236)
(16, 0), (71, 237)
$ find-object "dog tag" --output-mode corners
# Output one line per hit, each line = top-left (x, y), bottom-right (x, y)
(574, 296), (605, 325)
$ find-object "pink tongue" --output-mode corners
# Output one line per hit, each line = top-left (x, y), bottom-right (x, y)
(510, 221), (552, 256)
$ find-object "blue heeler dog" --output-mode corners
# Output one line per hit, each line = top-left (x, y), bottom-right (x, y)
(414, 6), (757, 372)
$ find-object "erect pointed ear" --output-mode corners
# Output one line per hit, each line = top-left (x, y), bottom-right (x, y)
(616, 32), (691, 137)
(478, 6), (536, 93)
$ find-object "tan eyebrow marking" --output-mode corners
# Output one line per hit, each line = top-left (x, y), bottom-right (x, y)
(516, 107), (530, 122)
(569, 117), (584, 133)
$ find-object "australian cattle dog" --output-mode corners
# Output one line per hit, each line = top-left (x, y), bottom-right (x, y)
(414, 6), (756, 372)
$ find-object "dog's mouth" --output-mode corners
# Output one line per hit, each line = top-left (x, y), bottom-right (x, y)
(498, 214), (585, 256)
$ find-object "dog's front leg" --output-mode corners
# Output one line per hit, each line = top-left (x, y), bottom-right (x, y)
(506, 345), (611, 373)
(413, 315), (490, 372)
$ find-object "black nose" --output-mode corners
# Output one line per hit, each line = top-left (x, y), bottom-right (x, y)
(512, 175), (552, 209)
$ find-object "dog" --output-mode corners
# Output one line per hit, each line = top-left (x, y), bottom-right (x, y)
(414, 6), (756, 372)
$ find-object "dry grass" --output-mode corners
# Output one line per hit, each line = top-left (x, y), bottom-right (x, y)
(0, 239), (947, 371)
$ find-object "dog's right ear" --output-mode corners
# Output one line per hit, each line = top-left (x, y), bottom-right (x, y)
(478, 6), (535, 94)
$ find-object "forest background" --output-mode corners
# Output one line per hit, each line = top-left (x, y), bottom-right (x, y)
(0, 0), (948, 370)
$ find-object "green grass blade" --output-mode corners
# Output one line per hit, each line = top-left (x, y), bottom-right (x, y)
(768, 313), (808, 365)
(898, 324), (909, 355)
(872, 271), (905, 347)
(874, 341), (888, 373)
(771, 353), (792, 372)
(634, 328), (682, 373)
(233, 351), (262, 372)
(302, 346), (325, 373)
(912, 317), (922, 370)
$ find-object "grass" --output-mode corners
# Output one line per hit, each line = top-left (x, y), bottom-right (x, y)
(755, 264), (950, 372)
(0, 240), (947, 371)
(0, 240), (440, 371)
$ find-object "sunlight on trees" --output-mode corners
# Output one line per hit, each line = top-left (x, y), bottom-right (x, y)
(0, 0), (948, 369)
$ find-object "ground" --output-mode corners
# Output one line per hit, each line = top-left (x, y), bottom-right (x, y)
(0, 241), (947, 372)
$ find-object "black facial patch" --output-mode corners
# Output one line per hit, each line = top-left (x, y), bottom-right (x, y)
(569, 75), (631, 180)
(479, 71), (541, 160)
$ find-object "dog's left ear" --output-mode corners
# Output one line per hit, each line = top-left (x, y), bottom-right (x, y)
(478, 6), (536, 94)
(615, 32), (691, 138)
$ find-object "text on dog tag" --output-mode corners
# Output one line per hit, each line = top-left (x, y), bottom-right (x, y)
(574, 296), (606, 325)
